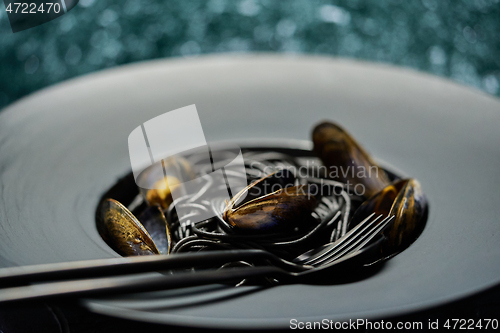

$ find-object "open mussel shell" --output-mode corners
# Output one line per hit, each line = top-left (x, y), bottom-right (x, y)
(385, 179), (428, 253)
(312, 121), (391, 198)
(97, 198), (162, 256)
(349, 178), (428, 256)
(224, 183), (317, 233)
(138, 205), (172, 255)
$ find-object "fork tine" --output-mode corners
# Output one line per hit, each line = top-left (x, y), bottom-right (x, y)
(306, 214), (393, 266)
(300, 213), (381, 265)
(348, 215), (394, 254)
(319, 215), (394, 266)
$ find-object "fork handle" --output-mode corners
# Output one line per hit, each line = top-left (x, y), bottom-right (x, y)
(0, 249), (277, 287)
(0, 240), (386, 304)
(0, 266), (283, 304)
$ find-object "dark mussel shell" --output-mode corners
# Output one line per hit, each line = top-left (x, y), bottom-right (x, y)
(349, 178), (428, 256)
(312, 121), (391, 198)
(238, 169), (296, 206)
(384, 179), (427, 252)
(97, 198), (160, 256)
(224, 180), (317, 233)
(138, 205), (172, 255)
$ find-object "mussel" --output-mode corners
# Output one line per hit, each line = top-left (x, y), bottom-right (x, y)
(223, 171), (317, 232)
(97, 198), (171, 256)
(312, 121), (391, 198)
(143, 176), (182, 210)
(348, 178), (428, 256)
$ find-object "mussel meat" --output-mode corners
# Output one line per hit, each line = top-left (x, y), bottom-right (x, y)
(349, 178), (428, 256)
(144, 176), (182, 210)
(223, 171), (317, 232)
(312, 121), (391, 198)
(138, 156), (196, 209)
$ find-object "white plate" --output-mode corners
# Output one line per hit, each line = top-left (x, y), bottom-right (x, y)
(1, 54), (499, 329)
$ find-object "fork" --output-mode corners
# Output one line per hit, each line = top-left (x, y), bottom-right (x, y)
(294, 213), (393, 266)
(0, 214), (393, 304)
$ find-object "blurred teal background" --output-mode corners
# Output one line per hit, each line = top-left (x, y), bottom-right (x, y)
(0, 0), (499, 110)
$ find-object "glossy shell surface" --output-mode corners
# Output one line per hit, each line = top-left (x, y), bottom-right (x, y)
(98, 199), (160, 256)
(225, 184), (317, 232)
(312, 121), (391, 198)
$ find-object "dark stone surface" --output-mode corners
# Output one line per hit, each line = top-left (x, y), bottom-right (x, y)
(0, 0), (499, 111)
